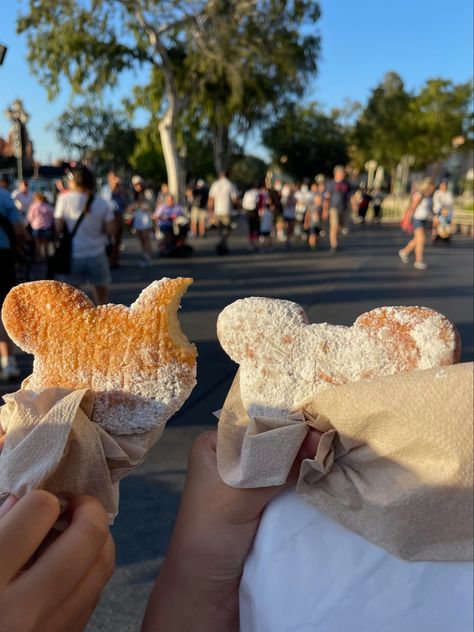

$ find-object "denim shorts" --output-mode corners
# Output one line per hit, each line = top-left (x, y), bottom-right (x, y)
(413, 219), (430, 230)
(62, 252), (111, 287)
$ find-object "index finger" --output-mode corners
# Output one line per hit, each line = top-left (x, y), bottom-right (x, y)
(18, 495), (111, 615)
(0, 490), (60, 589)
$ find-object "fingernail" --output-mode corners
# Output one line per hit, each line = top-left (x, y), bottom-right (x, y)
(0, 495), (18, 519)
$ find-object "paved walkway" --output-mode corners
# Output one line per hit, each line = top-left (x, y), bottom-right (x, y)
(1, 219), (473, 631)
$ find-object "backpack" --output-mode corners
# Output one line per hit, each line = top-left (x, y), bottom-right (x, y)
(242, 189), (258, 212)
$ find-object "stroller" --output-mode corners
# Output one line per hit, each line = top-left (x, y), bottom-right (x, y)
(433, 206), (452, 243)
(158, 215), (193, 257)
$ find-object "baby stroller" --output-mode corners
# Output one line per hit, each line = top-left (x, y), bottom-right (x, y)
(158, 215), (193, 257)
(433, 206), (452, 244)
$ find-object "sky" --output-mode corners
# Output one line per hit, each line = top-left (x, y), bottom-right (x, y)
(0, 0), (473, 164)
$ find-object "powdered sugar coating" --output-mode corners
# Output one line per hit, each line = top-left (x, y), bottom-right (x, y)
(2, 279), (197, 434)
(217, 298), (460, 419)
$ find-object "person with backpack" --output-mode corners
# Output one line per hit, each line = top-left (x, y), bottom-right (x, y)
(0, 183), (27, 381)
(54, 166), (115, 304)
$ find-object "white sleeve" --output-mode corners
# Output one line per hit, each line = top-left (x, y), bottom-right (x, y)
(54, 194), (65, 219)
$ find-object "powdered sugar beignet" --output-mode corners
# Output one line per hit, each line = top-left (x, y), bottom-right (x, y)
(217, 298), (460, 419)
(2, 279), (197, 434)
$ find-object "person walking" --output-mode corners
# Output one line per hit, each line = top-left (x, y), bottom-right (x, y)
(0, 182), (28, 381)
(326, 166), (351, 253)
(242, 183), (260, 251)
(281, 183), (297, 249)
(101, 172), (129, 268)
(26, 192), (54, 261)
(190, 179), (209, 239)
(11, 179), (33, 221)
(127, 179), (155, 267)
(398, 179), (435, 270)
(54, 166), (115, 304)
(208, 171), (238, 255)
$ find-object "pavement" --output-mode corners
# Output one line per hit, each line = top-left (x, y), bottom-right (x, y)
(1, 219), (473, 631)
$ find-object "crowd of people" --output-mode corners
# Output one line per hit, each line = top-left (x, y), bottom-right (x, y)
(0, 163), (459, 383)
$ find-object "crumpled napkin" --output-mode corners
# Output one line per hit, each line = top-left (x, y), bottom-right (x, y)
(217, 363), (474, 561)
(0, 386), (164, 522)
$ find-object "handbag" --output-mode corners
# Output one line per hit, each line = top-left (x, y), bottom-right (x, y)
(400, 208), (414, 234)
(48, 208), (87, 278)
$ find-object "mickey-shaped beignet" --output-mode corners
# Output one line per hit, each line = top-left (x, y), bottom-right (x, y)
(2, 278), (197, 434)
(217, 298), (460, 418)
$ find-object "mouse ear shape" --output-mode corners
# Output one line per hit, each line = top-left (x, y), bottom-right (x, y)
(217, 297), (309, 364)
(1, 281), (93, 354)
(354, 306), (461, 371)
(130, 277), (196, 365)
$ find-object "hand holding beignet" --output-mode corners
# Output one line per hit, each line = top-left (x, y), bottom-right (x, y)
(2, 279), (197, 434)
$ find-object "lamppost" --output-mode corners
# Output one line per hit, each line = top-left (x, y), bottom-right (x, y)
(4, 99), (30, 181)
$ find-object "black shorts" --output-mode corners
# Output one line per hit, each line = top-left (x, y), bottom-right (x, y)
(0, 249), (16, 306)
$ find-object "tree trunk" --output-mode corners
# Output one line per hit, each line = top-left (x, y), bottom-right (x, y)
(213, 121), (230, 175)
(158, 104), (184, 203)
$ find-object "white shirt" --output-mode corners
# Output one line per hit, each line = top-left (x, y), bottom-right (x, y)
(54, 191), (114, 259)
(413, 196), (432, 221)
(209, 177), (237, 216)
(241, 489), (473, 632)
(433, 189), (454, 215)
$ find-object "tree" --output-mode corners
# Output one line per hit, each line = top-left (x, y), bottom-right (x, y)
(351, 72), (413, 179)
(408, 79), (473, 169)
(352, 73), (473, 180)
(54, 105), (136, 170)
(261, 103), (349, 179)
(18, 0), (321, 199)
(229, 154), (268, 190)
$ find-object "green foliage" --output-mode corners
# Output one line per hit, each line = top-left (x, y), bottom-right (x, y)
(18, 0), (322, 176)
(352, 72), (473, 172)
(54, 104), (136, 166)
(409, 79), (473, 168)
(261, 103), (349, 179)
(230, 155), (268, 190)
(352, 72), (412, 172)
(129, 125), (167, 185)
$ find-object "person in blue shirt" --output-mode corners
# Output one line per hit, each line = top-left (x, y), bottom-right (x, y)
(0, 181), (27, 381)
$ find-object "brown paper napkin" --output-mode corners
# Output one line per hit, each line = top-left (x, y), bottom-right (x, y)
(0, 386), (164, 521)
(217, 363), (474, 561)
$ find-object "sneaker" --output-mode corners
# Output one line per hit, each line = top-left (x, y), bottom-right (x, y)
(398, 249), (409, 264)
(341, 227), (350, 236)
(414, 261), (428, 270)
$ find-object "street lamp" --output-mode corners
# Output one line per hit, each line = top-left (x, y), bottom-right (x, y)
(4, 99), (29, 181)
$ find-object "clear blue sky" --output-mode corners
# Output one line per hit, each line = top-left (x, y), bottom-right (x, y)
(0, 0), (472, 163)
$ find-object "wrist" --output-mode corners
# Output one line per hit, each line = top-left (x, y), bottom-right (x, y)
(142, 554), (240, 632)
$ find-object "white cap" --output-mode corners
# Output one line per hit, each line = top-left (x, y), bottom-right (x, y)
(132, 175), (144, 185)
